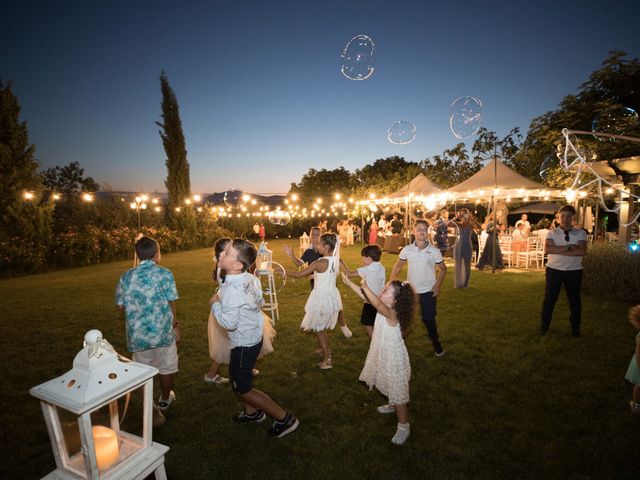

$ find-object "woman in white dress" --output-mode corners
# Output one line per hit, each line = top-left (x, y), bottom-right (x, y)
(286, 233), (342, 369)
(342, 274), (416, 445)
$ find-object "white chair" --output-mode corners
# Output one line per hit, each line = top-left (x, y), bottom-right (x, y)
(498, 236), (513, 267)
(516, 237), (544, 269)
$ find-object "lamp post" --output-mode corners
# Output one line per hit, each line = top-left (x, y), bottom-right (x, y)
(129, 195), (148, 231)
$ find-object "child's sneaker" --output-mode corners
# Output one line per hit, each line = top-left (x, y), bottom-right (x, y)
(268, 413), (299, 438)
(630, 401), (640, 413)
(377, 404), (395, 414)
(232, 409), (266, 424)
(252, 369), (260, 377)
(204, 374), (229, 385)
(318, 357), (333, 370)
(340, 325), (353, 338)
(157, 391), (176, 412)
(391, 423), (410, 445)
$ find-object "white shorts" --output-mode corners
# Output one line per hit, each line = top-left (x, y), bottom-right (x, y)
(132, 341), (179, 375)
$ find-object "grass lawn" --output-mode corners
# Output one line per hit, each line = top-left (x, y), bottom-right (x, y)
(1, 239), (639, 479)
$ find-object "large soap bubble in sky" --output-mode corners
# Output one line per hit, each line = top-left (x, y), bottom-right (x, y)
(340, 34), (376, 81)
(387, 120), (416, 145)
(449, 96), (483, 139)
(592, 105), (639, 141)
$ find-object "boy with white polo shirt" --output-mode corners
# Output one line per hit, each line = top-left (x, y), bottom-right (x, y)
(390, 219), (447, 356)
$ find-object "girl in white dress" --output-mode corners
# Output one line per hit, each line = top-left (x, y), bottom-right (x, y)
(342, 273), (415, 445)
(286, 233), (342, 369)
(205, 238), (275, 383)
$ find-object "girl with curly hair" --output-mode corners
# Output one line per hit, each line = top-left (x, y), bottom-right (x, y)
(342, 274), (415, 445)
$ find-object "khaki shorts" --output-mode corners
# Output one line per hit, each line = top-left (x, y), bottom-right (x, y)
(133, 341), (179, 375)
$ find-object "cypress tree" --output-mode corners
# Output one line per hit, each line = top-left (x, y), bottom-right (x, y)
(156, 71), (196, 235)
(0, 80), (53, 242)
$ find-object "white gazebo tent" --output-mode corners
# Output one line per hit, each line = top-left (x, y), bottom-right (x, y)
(446, 158), (564, 272)
(388, 173), (443, 200)
(388, 173), (444, 239)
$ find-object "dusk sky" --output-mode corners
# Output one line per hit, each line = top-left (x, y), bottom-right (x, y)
(2, 0), (639, 194)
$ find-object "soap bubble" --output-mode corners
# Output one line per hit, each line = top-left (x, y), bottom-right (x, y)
(450, 97), (483, 139)
(592, 105), (639, 141)
(428, 218), (459, 252)
(268, 210), (291, 226)
(340, 34), (376, 81)
(387, 121), (416, 145)
(540, 153), (562, 181)
(223, 189), (242, 207)
(254, 261), (287, 294)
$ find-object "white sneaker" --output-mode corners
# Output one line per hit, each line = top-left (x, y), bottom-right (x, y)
(158, 391), (176, 411)
(340, 325), (353, 338)
(204, 374), (229, 385)
(391, 423), (410, 445)
(252, 369), (260, 377)
(377, 404), (395, 414)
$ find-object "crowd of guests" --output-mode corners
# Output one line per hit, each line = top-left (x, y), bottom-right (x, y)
(113, 203), (639, 452)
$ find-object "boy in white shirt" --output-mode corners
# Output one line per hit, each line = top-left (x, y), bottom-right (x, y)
(342, 244), (386, 338)
(210, 239), (299, 438)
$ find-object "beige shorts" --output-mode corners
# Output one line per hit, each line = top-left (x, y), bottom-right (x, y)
(132, 341), (179, 375)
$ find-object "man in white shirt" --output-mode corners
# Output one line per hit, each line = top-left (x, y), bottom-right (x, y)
(390, 219), (447, 356)
(515, 214), (531, 235)
(540, 205), (587, 337)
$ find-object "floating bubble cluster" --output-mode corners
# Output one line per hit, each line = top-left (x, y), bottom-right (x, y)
(449, 97), (483, 139)
(547, 128), (640, 227)
(340, 34), (376, 81)
(387, 120), (416, 145)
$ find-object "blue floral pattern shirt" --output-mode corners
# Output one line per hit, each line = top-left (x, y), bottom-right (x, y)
(115, 260), (179, 352)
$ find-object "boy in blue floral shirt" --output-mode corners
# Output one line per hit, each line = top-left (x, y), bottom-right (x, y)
(116, 236), (179, 414)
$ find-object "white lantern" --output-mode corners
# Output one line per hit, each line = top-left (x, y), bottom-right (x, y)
(30, 330), (169, 479)
(256, 242), (272, 274)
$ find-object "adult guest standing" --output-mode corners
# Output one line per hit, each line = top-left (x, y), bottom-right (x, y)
(452, 209), (479, 289)
(390, 219), (446, 356)
(540, 205), (587, 337)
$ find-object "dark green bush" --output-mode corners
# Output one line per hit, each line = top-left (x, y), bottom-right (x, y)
(1, 224), (234, 276)
(583, 242), (640, 303)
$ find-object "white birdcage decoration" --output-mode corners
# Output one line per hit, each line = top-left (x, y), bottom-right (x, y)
(256, 242), (272, 274)
(299, 232), (310, 256)
(30, 330), (169, 480)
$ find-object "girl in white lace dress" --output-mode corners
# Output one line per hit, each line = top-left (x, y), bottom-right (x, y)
(342, 273), (415, 445)
(286, 233), (342, 369)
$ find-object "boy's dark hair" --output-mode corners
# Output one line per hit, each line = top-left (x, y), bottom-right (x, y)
(310, 226), (321, 234)
(214, 237), (231, 261)
(135, 236), (159, 261)
(559, 204), (576, 215)
(390, 280), (416, 335)
(231, 238), (257, 272)
(361, 244), (382, 262)
(414, 218), (429, 229)
(320, 233), (337, 252)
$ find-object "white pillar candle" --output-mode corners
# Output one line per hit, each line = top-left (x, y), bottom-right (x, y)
(92, 425), (119, 470)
